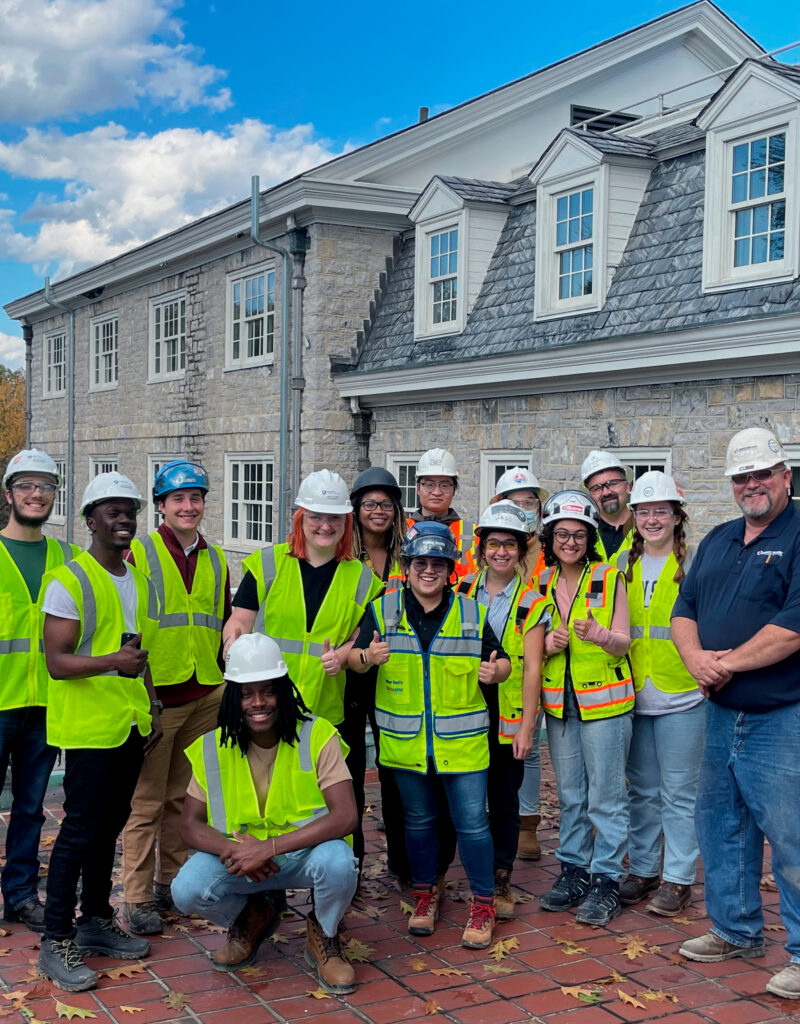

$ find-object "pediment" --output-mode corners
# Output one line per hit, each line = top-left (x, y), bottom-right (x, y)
(698, 62), (800, 132)
(409, 179), (463, 223)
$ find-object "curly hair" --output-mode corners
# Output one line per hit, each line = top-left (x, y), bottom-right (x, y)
(351, 489), (407, 570)
(625, 503), (689, 584)
(218, 673), (311, 757)
(540, 520), (602, 568)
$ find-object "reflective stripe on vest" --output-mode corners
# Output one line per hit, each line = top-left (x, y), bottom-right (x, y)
(70, 561), (99, 658)
(253, 546), (277, 634)
(0, 638), (32, 654)
(141, 536), (224, 631)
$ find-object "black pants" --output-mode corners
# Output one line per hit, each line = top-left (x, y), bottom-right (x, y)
(44, 730), (145, 938)
(482, 684), (524, 873)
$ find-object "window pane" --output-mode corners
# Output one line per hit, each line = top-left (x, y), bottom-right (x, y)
(569, 193), (579, 218)
(752, 234), (768, 264)
(582, 189), (593, 214)
(573, 248), (583, 272)
(753, 205), (769, 234)
(556, 221), (567, 246)
(750, 137), (767, 167)
(749, 168), (766, 199)
(768, 166), (784, 195)
(732, 143), (748, 173)
(581, 214), (592, 240)
(771, 201), (786, 230)
(732, 173), (747, 203)
(556, 196), (567, 220)
(734, 209), (751, 237)
(769, 133), (786, 163)
(769, 233), (785, 261)
(734, 237), (750, 267)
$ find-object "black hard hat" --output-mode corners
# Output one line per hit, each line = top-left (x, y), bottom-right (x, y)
(350, 466), (402, 502)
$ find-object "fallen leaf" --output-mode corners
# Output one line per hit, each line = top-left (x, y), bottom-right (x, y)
(666, 952), (687, 966)
(353, 904), (385, 920)
(431, 967), (466, 977)
(54, 1003), (96, 1020)
(424, 999), (442, 1015)
(411, 958), (429, 973)
(482, 963), (514, 975)
(511, 891), (532, 904)
(343, 938), (373, 963)
(270, 931), (289, 944)
(636, 989), (679, 1004)
(204, 923), (227, 934)
(487, 936), (520, 962)
(162, 992), (189, 1011)
(171, 923), (190, 933)
(119, 1009), (144, 1015)
(596, 971), (628, 984)
(765, 924), (786, 932)
(760, 873), (777, 891)
(399, 899), (415, 915)
(616, 935), (660, 961)
(672, 917), (692, 925)
(292, 925), (307, 935)
(561, 985), (602, 1003)
(618, 989), (647, 1009)
(306, 988), (333, 1000)
(238, 966), (268, 978)
(41, 836), (55, 847)
(363, 804), (374, 816)
(553, 936), (587, 956)
(100, 963), (149, 980)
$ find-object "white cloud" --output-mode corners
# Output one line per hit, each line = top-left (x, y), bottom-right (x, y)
(0, 0), (230, 121)
(0, 330), (24, 367)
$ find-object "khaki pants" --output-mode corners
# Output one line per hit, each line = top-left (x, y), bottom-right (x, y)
(121, 686), (222, 904)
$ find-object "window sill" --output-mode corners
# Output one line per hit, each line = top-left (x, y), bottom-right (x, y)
(42, 392), (66, 400)
(147, 372), (187, 384)
(223, 358), (276, 373)
(703, 265), (797, 293)
(88, 383), (119, 394)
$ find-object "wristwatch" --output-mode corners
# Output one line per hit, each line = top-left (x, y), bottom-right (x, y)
(150, 699), (164, 712)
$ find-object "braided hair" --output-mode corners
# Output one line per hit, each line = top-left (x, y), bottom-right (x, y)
(218, 673), (311, 757)
(625, 503), (689, 584)
(351, 489), (407, 570)
(540, 521), (602, 568)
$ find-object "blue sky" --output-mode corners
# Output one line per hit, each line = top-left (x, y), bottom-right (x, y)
(0, 0), (795, 369)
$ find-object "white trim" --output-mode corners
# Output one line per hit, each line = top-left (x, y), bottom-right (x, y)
(479, 451), (533, 510)
(385, 452), (422, 512)
(414, 213), (467, 339)
(88, 312), (119, 392)
(50, 457), (67, 525)
(224, 453), (275, 551)
(90, 456), (118, 478)
(224, 260), (276, 371)
(148, 289), (187, 383)
(613, 447), (672, 476)
(42, 329), (67, 399)
(147, 455), (171, 533)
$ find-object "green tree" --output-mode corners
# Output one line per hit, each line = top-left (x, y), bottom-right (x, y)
(0, 366), (26, 529)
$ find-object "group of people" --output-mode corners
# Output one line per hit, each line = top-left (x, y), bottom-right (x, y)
(0, 428), (797, 1001)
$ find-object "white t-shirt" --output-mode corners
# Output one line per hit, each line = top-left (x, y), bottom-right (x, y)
(42, 562), (139, 634)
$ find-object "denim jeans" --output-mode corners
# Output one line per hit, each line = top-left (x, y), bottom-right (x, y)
(171, 841), (358, 938)
(696, 700), (800, 962)
(627, 701), (707, 884)
(546, 707), (632, 880)
(0, 706), (58, 911)
(518, 711), (542, 816)
(392, 761), (494, 897)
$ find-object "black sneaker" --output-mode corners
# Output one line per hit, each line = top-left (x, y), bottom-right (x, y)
(38, 937), (98, 992)
(538, 864), (591, 911)
(76, 914), (151, 959)
(575, 874), (622, 926)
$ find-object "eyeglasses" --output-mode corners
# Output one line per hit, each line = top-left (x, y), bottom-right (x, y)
(361, 500), (395, 512)
(11, 482), (57, 495)
(305, 513), (345, 526)
(633, 507), (674, 520)
(509, 497), (539, 510)
(553, 529), (588, 543)
(484, 538), (520, 552)
(409, 557), (449, 574)
(730, 466), (783, 486)
(587, 478), (627, 496)
(418, 479), (455, 493)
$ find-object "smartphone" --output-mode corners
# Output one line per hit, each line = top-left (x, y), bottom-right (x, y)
(119, 632), (140, 678)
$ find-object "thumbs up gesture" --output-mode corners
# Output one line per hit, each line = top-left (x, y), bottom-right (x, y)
(479, 649), (500, 684)
(572, 608), (596, 642)
(367, 630), (391, 667)
(320, 637), (341, 676)
(550, 624), (570, 651)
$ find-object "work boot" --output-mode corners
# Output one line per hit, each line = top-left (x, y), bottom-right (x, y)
(461, 895), (496, 949)
(153, 882), (176, 913)
(620, 873), (659, 906)
(575, 874), (622, 926)
(517, 814), (541, 860)
(3, 897), (45, 933)
(126, 901), (163, 935)
(304, 912), (356, 994)
(766, 963), (800, 999)
(38, 936), (98, 992)
(212, 894), (278, 971)
(494, 868), (515, 921)
(646, 882), (691, 917)
(75, 914), (151, 959)
(407, 884), (439, 936)
(680, 931), (765, 962)
(538, 863), (590, 912)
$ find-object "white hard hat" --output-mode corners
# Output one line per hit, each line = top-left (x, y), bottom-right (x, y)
(629, 471), (686, 507)
(224, 634), (288, 684)
(476, 499), (531, 538)
(417, 447), (458, 479)
(3, 448), (60, 490)
(542, 489), (601, 529)
(295, 469), (352, 514)
(580, 450), (631, 486)
(80, 472), (146, 518)
(725, 427), (787, 477)
(494, 466), (549, 501)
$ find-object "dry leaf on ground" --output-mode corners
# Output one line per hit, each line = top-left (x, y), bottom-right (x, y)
(399, 899), (415, 915)
(595, 971), (628, 985)
(431, 967), (466, 977)
(410, 958), (429, 973)
(54, 1003), (96, 1020)
(666, 952), (687, 966)
(637, 989), (679, 1003)
(162, 992), (189, 1011)
(270, 931), (289, 944)
(561, 985), (603, 1004)
(482, 963), (515, 974)
(118, 1008), (144, 1014)
(100, 963), (149, 981)
(554, 936), (587, 956)
(617, 989), (647, 1009)
(424, 999), (442, 1015)
(616, 935), (660, 960)
(306, 988), (333, 1000)
(343, 938), (373, 963)
(487, 936), (520, 962)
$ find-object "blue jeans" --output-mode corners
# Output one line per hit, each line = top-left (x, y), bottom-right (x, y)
(171, 840), (358, 938)
(696, 700), (800, 962)
(518, 711), (542, 816)
(546, 708), (632, 880)
(393, 762), (494, 896)
(0, 707), (58, 911)
(627, 702), (707, 884)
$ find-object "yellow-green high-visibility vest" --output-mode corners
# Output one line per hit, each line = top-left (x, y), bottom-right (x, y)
(129, 533), (226, 686)
(596, 521), (633, 565)
(42, 552), (158, 749)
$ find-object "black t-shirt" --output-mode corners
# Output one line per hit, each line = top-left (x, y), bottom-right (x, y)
(598, 518), (630, 558)
(233, 559), (339, 633)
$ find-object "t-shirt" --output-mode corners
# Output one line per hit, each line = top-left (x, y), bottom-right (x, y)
(42, 563), (139, 633)
(0, 535), (48, 601)
(598, 518), (632, 558)
(233, 558), (339, 633)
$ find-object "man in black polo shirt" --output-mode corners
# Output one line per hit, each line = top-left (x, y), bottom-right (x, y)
(672, 427), (800, 1001)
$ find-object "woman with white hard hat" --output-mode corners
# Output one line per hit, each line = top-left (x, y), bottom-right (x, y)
(615, 471), (704, 918)
(410, 448), (478, 579)
(519, 489), (632, 927)
(223, 470), (382, 728)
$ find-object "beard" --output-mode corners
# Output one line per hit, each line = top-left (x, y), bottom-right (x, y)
(600, 494), (621, 515)
(10, 494), (52, 528)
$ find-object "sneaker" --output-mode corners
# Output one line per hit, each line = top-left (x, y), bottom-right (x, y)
(126, 901), (163, 936)
(680, 931), (766, 962)
(575, 875), (622, 926)
(38, 937), (98, 992)
(3, 897), (45, 934)
(153, 882), (176, 913)
(212, 894), (279, 972)
(408, 884), (439, 936)
(766, 963), (800, 999)
(517, 814), (541, 860)
(461, 896), (496, 949)
(304, 912), (356, 994)
(494, 869), (515, 921)
(538, 863), (590, 912)
(646, 882), (691, 917)
(75, 914), (151, 959)
(619, 873), (659, 906)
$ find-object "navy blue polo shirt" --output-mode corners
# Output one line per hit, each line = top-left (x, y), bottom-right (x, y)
(672, 500), (800, 711)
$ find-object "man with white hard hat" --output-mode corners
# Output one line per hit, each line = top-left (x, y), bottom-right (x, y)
(0, 450), (80, 933)
(580, 450), (634, 562)
(410, 448), (478, 579)
(672, 428), (800, 1000)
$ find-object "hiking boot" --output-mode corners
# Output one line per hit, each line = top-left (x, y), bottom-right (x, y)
(620, 873), (659, 906)
(538, 863), (590, 912)
(3, 897), (45, 933)
(517, 814), (541, 860)
(494, 868), (515, 921)
(75, 914), (151, 959)
(575, 874), (622, 926)
(38, 937), (98, 992)
(304, 912), (356, 994)
(212, 894), (278, 971)
(461, 895), (496, 949)
(766, 963), (800, 999)
(647, 882), (691, 917)
(126, 901), (163, 935)
(680, 931), (765, 962)
(153, 882), (176, 913)
(408, 884), (439, 936)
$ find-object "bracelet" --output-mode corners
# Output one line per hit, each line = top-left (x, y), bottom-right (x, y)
(360, 648), (368, 666)
(150, 699), (164, 712)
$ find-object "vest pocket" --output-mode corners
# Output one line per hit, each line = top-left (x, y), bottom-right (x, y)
(442, 660), (472, 708)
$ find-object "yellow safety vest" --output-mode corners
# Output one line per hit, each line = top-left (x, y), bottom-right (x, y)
(372, 587), (490, 774)
(43, 552), (158, 749)
(596, 521), (634, 565)
(129, 533), (226, 686)
(616, 549), (698, 694)
(243, 543), (381, 725)
(185, 715), (352, 845)
(524, 562), (634, 721)
(0, 537), (79, 710)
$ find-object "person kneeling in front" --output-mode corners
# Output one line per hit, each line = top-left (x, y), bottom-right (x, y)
(171, 634), (359, 992)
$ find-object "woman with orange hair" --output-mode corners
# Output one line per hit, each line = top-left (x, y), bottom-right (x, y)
(222, 470), (382, 728)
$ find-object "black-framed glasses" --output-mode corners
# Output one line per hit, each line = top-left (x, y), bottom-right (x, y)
(553, 529), (588, 543)
(11, 482), (57, 495)
(587, 478), (627, 496)
(361, 500), (395, 512)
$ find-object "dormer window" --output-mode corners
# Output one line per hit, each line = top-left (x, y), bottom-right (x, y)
(430, 228), (459, 324)
(731, 132), (785, 267)
(556, 188), (594, 299)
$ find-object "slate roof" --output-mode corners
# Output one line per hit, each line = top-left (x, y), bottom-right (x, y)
(563, 128), (655, 157)
(437, 176), (521, 203)
(639, 122), (706, 152)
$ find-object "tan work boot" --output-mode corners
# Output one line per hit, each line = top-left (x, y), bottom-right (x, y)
(461, 895), (496, 949)
(408, 884), (440, 936)
(304, 912), (356, 994)
(494, 868), (515, 920)
(212, 894), (278, 971)
(517, 814), (541, 860)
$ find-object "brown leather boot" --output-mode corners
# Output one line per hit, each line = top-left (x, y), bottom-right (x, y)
(304, 912), (356, 994)
(212, 894), (278, 971)
(517, 814), (541, 860)
(461, 895), (496, 949)
(408, 884), (440, 936)
(494, 869), (515, 920)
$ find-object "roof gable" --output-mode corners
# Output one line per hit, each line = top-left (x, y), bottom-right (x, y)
(530, 128), (654, 186)
(697, 59), (800, 131)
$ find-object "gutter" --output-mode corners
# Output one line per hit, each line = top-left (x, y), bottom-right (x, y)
(22, 323), (32, 445)
(42, 278), (75, 543)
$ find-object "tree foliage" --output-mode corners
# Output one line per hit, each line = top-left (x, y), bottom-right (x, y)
(0, 365), (26, 529)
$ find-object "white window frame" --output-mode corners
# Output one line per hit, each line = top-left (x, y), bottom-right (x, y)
(385, 453), (422, 512)
(613, 447), (672, 480)
(479, 451), (534, 511)
(147, 455), (171, 533)
(90, 456), (118, 478)
(224, 454), (275, 550)
(148, 290), (187, 382)
(50, 458), (67, 524)
(89, 313), (119, 392)
(42, 330), (67, 398)
(414, 211), (467, 339)
(225, 262), (276, 371)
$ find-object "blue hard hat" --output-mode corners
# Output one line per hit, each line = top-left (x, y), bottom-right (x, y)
(153, 460), (210, 501)
(401, 520), (459, 563)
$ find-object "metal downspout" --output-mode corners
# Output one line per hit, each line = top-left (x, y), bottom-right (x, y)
(287, 228), (309, 504)
(43, 278), (75, 543)
(22, 323), (32, 446)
